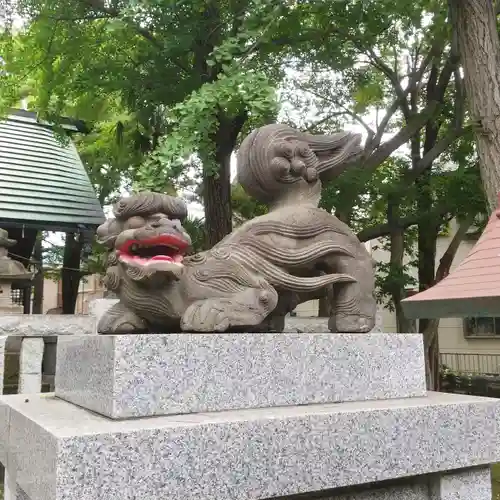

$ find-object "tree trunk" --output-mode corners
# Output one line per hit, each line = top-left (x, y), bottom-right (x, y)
(387, 198), (415, 333)
(32, 236), (44, 314)
(422, 215), (475, 390)
(416, 183), (440, 332)
(61, 233), (83, 314)
(391, 230), (415, 333)
(417, 211), (440, 389)
(203, 112), (247, 247)
(203, 150), (232, 248)
(452, 0), (500, 211)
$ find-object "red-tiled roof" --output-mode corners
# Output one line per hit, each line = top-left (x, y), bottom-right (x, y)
(401, 196), (500, 319)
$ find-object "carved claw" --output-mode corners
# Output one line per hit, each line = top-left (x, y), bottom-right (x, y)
(180, 286), (278, 333)
(181, 300), (231, 332)
(98, 302), (149, 334)
(328, 314), (375, 334)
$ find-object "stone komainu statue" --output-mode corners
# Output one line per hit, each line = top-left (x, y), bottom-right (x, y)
(97, 124), (376, 334)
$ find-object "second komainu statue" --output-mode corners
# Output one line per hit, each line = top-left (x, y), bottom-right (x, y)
(97, 124), (376, 334)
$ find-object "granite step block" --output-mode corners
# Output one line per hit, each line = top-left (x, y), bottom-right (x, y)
(55, 333), (426, 419)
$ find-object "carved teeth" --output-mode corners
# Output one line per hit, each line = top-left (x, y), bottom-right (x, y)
(125, 240), (184, 258)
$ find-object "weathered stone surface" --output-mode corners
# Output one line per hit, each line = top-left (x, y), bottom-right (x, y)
(284, 306), (384, 333)
(0, 392), (499, 500)
(330, 483), (428, 500)
(0, 336), (7, 394)
(429, 467), (491, 500)
(0, 316), (95, 337)
(283, 316), (330, 332)
(88, 299), (117, 325)
(324, 468), (491, 500)
(18, 338), (44, 394)
(91, 299), (333, 334)
(55, 333), (426, 419)
(15, 487), (30, 500)
(19, 338), (44, 375)
(0, 229), (33, 283)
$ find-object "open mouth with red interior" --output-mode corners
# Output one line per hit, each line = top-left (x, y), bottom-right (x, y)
(116, 234), (189, 266)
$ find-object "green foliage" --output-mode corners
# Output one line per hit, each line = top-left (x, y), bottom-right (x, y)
(83, 239), (108, 276)
(375, 252), (418, 311)
(2, 0), (487, 308)
(0, 0), (286, 163)
(231, 183), (268, 221)
(41, 233), (64, 281)
(0, 0), (298, 243)
(182, 217), (207, 253)
(136, 69), (277, 192)
(75, 108), (152, 205)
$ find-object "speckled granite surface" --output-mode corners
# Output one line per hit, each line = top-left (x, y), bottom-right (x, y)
(0, 315), (95, 336)
(326, 467), (491, 500)
(55, 333), (426, 419)
(0, 392), (498, 500)
(429, 467), (492, 500)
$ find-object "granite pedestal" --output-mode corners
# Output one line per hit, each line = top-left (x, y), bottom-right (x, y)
(0, 332), (498, 500)
(55, 333), (426, 418)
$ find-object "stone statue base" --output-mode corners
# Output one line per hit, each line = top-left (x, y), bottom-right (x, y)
(0, 391), (496, 500)
(54, 333), (426, 419)
(0, 333), (498, 500)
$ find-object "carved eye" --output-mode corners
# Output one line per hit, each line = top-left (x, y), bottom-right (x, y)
(296, 143), (310, 157)
(290, 158), (306, 176)
(170, 219), (182, 230)
(271, 157), (290, 177)
(125, 216), (145, 229)
(274, 142), (294, 158)
(306, 167), (318, 182)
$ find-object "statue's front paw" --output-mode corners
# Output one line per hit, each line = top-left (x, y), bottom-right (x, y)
(328, 314), (374, 333)
(98, 318), (146, 335)
(180, 301), (230, 332)
(97, 302), (149, 334)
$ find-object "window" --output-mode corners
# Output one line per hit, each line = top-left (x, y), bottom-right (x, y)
(463, 317), (500, 337)
(10, 288), (24, 306)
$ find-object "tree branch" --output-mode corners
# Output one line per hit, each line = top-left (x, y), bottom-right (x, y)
(358, 101), (440, 173)
(304, 112), (346, 133)
(410, 126), (469, 181)
(229, 0), (248, 37)
(366, 97), (400, 153)
(365, 46), (411, 120)
(434, 214), (475, 283)
(296, 85), (375, 137)
(357, 201), (453, 242)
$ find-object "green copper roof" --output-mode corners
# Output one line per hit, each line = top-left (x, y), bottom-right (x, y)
(0, 111), (105, 231)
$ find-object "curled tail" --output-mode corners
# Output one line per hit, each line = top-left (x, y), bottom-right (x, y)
(236, 123), (362, 206)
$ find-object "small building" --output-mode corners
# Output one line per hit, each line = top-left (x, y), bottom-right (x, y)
(402, 199), (500, 375)
(0, 109), (105, 312)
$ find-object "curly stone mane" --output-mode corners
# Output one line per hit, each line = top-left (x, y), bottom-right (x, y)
(236, 123), (362, 204)
(113, 192), (188, 221)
